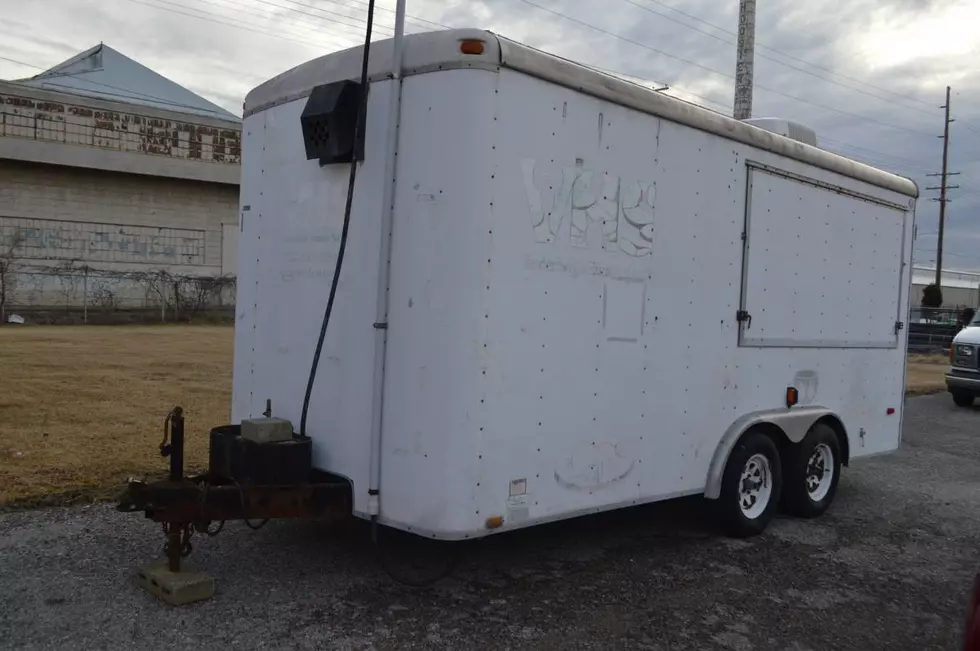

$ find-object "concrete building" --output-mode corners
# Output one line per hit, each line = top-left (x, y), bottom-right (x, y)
(911, 265), (980, 309)
(0, 44), (241, 320)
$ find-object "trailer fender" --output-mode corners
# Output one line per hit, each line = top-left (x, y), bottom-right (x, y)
(703, 406), (847, 500)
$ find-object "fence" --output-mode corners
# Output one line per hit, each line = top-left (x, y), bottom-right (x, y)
(0, 259), (974, 339)
(0, 262), (235, 325)
(909, 306), (975, 326)
(908, 322), (960, 354)
(906, 306), (973, 354)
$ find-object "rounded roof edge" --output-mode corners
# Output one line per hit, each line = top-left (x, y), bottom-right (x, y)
(245, 28), (918, 199)
(244, 28), (500, 117)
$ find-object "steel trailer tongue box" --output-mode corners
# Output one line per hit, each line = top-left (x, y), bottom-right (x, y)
(122, 28), (918, 549)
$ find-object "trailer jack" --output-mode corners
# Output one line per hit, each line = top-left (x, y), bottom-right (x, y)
(118, 407), (351, 605)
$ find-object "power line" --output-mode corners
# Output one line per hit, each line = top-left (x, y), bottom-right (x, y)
(914, 249), (980, 261)
(518, 0), (725, 78)
(177, 0), (363, 45)
(579, 63), (669, 91)
(513, 40), (733, 115)
(238, 0), (395, 37)
(122, 0), (342, 51)
(958, 119), (980, 137)
(516, 0), (937, 138)
(664, 87), (731, 113)
(206, 0), (365, 40)
(190, 0), (362, 45)
(0, 55), (42, 71)
(630, 0), (940, 113)
(818, 138), (934, 174)
(620, 0), (938, 119)
(322, 0), (450, 31)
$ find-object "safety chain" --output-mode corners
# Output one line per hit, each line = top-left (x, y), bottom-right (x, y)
(194, 480), (226, 537)
(161, 522), (194, 559)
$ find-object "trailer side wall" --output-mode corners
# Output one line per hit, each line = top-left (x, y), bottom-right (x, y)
(375, 66), (914, 537)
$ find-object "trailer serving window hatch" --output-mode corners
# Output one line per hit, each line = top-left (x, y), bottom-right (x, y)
(739, 163), (910, 349)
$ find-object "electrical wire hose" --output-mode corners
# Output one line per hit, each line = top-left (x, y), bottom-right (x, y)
(299, 0), (377, 440)
(294, 1), (459, 587)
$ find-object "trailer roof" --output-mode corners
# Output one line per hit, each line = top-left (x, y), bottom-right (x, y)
(245, 29), (918, 198)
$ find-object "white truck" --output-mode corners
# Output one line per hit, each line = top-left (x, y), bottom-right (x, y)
(234, 28), (918, 540)
(948, 317), (980, 406)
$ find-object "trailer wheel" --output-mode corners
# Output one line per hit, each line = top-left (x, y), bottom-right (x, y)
(952, 391), (975, 408)
(717, 430), (782, 537)
(781, 423), (842, 518)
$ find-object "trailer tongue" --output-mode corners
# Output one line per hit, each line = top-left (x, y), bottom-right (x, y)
(117, 407), (351, 603)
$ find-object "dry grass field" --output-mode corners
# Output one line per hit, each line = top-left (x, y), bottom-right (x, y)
(0, 326), (951, 507)
(0, 326), (233, 506)
(906, 353), (950, 395)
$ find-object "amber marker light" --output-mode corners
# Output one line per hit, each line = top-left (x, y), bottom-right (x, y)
(459, 39), (486, 55)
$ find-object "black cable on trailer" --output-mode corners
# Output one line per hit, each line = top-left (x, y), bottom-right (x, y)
(291, 1), (459, 588)
(299, 0), (377, 439)
(375, 527), (463, 588)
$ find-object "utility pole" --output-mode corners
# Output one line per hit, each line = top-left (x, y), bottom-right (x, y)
(733, 0), (756, 120)
(926, 85), (959, 288)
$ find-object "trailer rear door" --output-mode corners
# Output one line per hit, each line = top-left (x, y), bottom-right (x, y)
(738, 163), (910, 349)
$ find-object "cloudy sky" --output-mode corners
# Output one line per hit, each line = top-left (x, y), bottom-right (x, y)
(1, 0), (978, 270)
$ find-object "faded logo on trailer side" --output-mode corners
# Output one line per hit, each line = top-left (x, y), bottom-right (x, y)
(521, 158), (655, 257)
(554, 441), (635, 490)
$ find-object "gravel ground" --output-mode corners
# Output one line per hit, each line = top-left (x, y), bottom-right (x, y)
(2, 394), (979, 650)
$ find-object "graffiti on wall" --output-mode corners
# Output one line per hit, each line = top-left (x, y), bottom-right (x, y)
(521, 158), (656, 257)
(1, 93), (241, 164)
(0, 216), (205, 265)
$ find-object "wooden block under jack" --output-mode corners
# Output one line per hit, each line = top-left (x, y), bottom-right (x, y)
(137, 563), (215, 606)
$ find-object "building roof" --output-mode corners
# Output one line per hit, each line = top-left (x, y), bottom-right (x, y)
(912, 265), (980, 289)
(13, 44), (239, 122)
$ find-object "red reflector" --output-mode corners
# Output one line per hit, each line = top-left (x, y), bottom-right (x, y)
(886, 408), (895, 415)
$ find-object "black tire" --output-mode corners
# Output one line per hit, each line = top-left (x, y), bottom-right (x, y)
(717, 430), (782, 538)
(781, 423), (842, 518)
(953, 392), (976, 408)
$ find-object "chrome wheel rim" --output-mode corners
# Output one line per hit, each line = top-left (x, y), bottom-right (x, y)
(806, 443), (834, 502)
(739, 453), (772, 519)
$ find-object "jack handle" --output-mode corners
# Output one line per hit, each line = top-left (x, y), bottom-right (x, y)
(159, 406), (185, 482)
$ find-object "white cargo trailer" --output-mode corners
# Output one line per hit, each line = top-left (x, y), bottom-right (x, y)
(234, 29), (918, 539)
